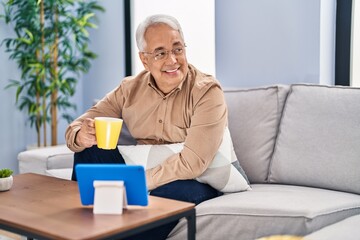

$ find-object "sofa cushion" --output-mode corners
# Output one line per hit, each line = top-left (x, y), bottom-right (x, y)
(168, 184), (360, 240)
(256, 235), (303, 240)
(118, 122), (137, 145)
(268, 84), (360, 194)
(45, 168), (72, 180)
(224, 85), (289, 183)
(118, 127), (250, 193)
(305, 214), (360, 240)
(18, 144), (73, 175)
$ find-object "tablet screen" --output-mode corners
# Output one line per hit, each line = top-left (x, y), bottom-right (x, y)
(76, 164), (148, 206)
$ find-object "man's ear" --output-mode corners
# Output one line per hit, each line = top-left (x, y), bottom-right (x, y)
(139, 52), (150, 71)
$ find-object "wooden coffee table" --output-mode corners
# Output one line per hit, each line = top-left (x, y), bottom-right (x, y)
(0, 173), (196, 240)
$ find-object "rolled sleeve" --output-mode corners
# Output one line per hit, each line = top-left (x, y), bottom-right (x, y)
(65, 84), (125, 152)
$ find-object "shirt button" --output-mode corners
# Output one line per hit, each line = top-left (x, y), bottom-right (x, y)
(159, 119), (163, 123)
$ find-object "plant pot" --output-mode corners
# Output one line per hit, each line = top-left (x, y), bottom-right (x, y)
(0, 176), (13, 191)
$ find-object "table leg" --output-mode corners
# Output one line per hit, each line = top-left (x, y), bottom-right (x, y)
(186, 208), (196, 240)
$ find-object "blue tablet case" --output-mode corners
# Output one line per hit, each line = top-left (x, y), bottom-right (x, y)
(76, 164), (148, 206)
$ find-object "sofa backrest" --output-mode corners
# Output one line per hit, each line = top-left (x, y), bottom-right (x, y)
(118, 122), (137, 145)
(224, 85), (290, 183)
(268, 84), (360, 195)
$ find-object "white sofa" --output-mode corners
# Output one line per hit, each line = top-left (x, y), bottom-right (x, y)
(18, 144), (73, 180)
(18, 84), (360, 240)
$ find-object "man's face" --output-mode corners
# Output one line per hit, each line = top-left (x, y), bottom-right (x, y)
(139, 23), (188, 94)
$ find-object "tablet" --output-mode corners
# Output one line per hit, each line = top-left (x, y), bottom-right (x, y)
(76, 164), (148, 206)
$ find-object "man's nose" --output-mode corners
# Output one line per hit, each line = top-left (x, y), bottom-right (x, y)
(165, 51), (177, 64)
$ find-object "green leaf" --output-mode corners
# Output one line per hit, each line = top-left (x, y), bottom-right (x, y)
(0, 168), (13, 178)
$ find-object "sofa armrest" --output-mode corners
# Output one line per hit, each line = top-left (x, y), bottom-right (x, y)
(18, 144), (74, 175)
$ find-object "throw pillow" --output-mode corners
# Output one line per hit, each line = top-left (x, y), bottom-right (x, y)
(118, 127), (251, 193)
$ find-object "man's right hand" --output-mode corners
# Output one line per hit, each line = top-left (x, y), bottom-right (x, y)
(75, 118), (97, 148)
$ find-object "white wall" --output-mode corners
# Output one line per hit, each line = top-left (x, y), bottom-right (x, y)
(0, 23), (32, 173)
(130, 0), (216, 76)
(81, 0), (125, 111)
(216, 0), (335, 87)
(351, 0), (360, 87)
(319, 0), (336, 85)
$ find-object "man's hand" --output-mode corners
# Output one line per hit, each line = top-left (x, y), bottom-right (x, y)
(75, 118), (97, 148)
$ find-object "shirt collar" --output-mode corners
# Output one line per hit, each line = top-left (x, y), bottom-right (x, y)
(146, 70), (189, 97)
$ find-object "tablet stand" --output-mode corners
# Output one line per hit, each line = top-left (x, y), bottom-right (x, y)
(93, 180), (128, 214)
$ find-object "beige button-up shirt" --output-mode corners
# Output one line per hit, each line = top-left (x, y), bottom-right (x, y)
(65, 64), (228, 190)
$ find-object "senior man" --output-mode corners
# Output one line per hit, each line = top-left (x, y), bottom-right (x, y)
(66, 14), (227, 239)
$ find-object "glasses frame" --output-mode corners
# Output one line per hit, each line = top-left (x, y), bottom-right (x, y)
(142, 44), (187, 61)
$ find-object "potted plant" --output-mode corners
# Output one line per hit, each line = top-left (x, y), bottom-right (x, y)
(0, 168), (14, 191)
(0, 0), (104, 147)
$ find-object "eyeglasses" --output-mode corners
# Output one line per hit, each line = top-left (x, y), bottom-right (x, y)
(142, 45), (186, 61)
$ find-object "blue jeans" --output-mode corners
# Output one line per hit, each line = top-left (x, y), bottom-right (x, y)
(72, 145), (222, 240)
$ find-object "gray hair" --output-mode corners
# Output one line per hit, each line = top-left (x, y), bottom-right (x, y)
(136, 14), (185, 52)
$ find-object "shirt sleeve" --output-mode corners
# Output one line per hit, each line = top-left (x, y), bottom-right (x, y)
(146, 84), (228, 190)
(65, 85), (125, 152)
